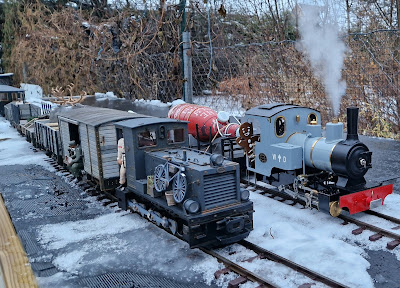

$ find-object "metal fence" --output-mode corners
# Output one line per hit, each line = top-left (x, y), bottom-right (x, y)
(190, 30), (400, 136)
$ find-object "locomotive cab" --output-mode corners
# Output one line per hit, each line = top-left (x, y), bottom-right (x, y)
(239, 103), (393, 217)
(115, 118), (253, 248)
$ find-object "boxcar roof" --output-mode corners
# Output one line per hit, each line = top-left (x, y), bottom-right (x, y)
(115, 117), (187, 129)
(0, 85), (25, 93)
(246, 103), (319, 118)
(57, 106), (148, 127)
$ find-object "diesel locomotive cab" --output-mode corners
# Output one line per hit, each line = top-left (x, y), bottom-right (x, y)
(240, 103), (393, 217)
(114, 118), (253, 248)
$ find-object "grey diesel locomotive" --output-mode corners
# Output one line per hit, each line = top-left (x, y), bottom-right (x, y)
(115, 117), (253, 248)
(237, 103), (393, 217)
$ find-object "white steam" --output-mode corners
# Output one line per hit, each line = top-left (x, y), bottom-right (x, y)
(296, 5), (347, 116)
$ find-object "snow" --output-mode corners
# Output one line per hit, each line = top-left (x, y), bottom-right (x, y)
(1, 103), (400, 287)
(21, 83), (55, 109)
(246, 189), (397, 288)
(36, 206), (225, 285)
(0, 118), (52, 169)
(94, 91), (117, 99)
(38, 212), (149, 250)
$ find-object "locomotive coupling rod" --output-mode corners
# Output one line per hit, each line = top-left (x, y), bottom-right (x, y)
(200, 247), (277, 287)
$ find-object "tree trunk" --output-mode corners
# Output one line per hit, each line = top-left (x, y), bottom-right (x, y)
(346, 0), (351, 33)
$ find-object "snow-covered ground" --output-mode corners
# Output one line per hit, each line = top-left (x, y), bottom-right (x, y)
(0, 118), (52, 168)
(1, 115), (400, 287)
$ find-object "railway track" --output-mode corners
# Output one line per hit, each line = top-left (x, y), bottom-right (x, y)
(201, 240), (348, 288)
(42, 156), (397, 287)
(339, 214), (400, 250)
(241, 178), (400, 250)
(44, 157), (347, 288)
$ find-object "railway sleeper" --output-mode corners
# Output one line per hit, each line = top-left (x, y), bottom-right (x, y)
(228, 276), (248, 288)
(369, 233), (383, 241)
(214, 267), (231, 279)
(387, 240), (400, 250)
(351, 227), (366, 235)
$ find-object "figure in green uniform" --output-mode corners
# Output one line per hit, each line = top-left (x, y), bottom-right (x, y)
(65, 140), (84, 179)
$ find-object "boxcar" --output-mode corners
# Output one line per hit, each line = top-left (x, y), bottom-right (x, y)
(57, 106), (148, 191)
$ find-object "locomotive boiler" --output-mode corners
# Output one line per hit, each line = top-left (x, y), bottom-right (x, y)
(237, 103), (393, 217)
(115, 117), (253, 248)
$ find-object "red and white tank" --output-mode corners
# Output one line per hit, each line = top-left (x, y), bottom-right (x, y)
(168, 103), (239, 141)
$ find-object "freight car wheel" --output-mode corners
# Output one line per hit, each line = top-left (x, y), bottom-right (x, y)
(154, 164), (167, 192)
(172, 173), (187, 203)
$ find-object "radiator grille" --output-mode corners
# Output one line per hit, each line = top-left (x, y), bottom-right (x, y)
(203, 171), (237, 209)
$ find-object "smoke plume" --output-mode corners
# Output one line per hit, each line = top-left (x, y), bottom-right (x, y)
(296, 5), (347, 116)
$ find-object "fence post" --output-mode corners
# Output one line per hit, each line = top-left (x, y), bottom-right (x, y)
(182, 31), (193, 103)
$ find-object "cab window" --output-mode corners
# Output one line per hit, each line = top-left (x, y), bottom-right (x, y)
(307, 113), (318, 124)
(138, 130), (157, 147)
(167, 128), (185, 144)
(275, 116), (286, 137)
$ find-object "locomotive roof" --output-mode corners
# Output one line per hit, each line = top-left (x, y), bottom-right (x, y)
(0, 84), (25, 93)
(57, 106), (148, 127)
(115, 117), (187, 129)
(246, 103), (319, 117)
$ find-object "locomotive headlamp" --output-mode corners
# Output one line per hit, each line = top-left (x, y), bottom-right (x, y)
(210, 154), (224, 166)
(241, 189), (250, 201)
(184, 199), (200, 214)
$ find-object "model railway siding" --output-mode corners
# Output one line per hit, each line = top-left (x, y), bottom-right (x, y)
(241, 178), (400, 251)
(364, 210), (400, 225)
(0, 194), (38, 288)
(339, 215), (400, 250)
(45, 155), (344, 288)
(201, 247), (276, 288)
(239, 240), (347, 288)
(202, 240), (348, 288)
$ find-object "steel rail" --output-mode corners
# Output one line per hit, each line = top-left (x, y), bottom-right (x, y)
(364, 210), (400, 225)
(200, 247), (277, 288)
(242, 179), (400, 238)
(338, 214), (400, 240)
(239, 240), (349, 288)
(241, 178), (313, 208)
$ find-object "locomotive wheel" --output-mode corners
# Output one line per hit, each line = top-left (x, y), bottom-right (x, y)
(154, 164), (167, 192)
(329, 201), (342, 217)
(172, 173), (187, 203)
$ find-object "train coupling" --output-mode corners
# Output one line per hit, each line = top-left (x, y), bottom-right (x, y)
(216, 216), (248, 234)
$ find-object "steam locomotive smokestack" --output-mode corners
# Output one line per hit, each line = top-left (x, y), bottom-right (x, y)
(346, 107), (359, 141)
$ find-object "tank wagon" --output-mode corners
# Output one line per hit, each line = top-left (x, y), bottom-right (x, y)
(115, 117), (253, 248)
(238, 103), (393, 216)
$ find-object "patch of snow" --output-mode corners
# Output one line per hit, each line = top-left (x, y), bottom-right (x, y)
(170, 99), (186, 107)
(148, 99), (170, 108)
(0, 117), (53, 169)
(94, 91), (118, 99)
(37, 212), (145, 250)
(36, 272), (76, 288)
(248, 191), (374, 288)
